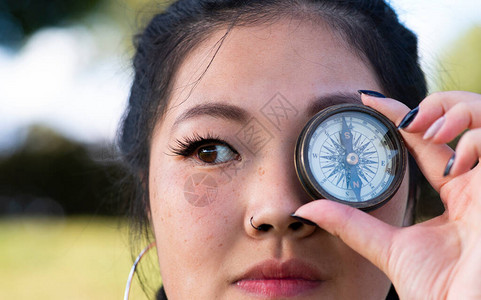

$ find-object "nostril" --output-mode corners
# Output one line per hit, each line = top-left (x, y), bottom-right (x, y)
(250, 217), (273, 232)
(289, 222), (303, 231)
(290, 214), (318, 227)
(257, 224), (273, 231)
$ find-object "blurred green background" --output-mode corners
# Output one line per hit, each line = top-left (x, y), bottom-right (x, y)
(0, 0), (480, 299)
(0, 0), (164, 298)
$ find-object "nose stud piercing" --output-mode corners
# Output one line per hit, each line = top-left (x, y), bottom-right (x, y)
(249, 216), (271, 231)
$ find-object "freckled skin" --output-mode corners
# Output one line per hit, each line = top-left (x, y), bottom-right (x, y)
(148, 19), (408, 299)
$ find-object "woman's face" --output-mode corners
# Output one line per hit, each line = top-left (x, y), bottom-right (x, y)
(149, 20), (409, 299)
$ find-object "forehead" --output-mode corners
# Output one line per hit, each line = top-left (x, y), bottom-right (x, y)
(163, 19), (379, 127)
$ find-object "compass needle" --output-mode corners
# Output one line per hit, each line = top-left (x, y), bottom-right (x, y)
(295, 104), (406, 210)
(350, 167), (362, 202)
(340, 117), (354, 153)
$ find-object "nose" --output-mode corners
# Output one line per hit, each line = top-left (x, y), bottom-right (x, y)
(246, 208), (316, 238)
(244, 153), (316, 239)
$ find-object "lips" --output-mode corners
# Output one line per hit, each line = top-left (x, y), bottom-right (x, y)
(234, 259), (324, 298)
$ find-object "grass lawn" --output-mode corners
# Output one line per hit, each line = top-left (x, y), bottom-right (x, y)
(0, 216), (161, 299)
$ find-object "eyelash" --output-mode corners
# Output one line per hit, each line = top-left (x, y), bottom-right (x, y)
(169, 133), (240, 164)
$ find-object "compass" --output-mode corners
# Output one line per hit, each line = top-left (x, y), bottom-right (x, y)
(295, 104), (407, 210)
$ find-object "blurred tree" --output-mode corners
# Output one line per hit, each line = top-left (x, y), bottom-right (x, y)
(436, 25), (481, 93)
(0, 125), (129, 216)
(0, 0), (104, 48)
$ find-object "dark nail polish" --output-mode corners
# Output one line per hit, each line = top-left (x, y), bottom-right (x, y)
(443, 154), (456, 177)
(398, 106), (419, 129)
(358, 90), (386, 98)
(291, 214), (317, 226)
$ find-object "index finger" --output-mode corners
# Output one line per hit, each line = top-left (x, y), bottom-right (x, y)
(404, 91), (481, 141)
(362, 94), (453, 193)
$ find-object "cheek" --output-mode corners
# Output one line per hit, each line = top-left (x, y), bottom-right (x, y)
(148, 160), (243, 286)
(149, 164), (241, 233)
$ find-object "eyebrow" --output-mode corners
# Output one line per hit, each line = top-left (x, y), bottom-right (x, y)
(173, 102), (249, 129)
(306, 92), (362, 116)
(172, 92), (362, 129)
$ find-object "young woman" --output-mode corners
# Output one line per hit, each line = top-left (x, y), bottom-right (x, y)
(119, 1), (481, 299)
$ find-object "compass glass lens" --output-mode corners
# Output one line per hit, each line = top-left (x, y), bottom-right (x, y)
(307, 111), (399, 203)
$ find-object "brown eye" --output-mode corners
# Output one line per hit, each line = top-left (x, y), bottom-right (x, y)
(197, 144), (238, 164)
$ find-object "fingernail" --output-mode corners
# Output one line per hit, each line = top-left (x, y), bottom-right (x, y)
(290, 214), (317, 226)
(358, 90), (386, 98)
(398, 106), (419, 129)
(423, 116), (445, 140)
(443, 153), (456, 177)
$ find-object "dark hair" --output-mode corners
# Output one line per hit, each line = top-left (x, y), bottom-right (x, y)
(119, 0), (427, 250)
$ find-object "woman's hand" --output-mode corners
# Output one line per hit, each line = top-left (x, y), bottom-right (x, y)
(294, 91), (481, 299)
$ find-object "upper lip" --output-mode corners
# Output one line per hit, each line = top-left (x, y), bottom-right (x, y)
(234, 259), (324, 282)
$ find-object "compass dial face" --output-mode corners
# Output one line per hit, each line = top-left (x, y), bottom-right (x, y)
(295, 104), (407, 210)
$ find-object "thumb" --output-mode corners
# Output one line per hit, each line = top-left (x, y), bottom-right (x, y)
(294, 200), (396, 273)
